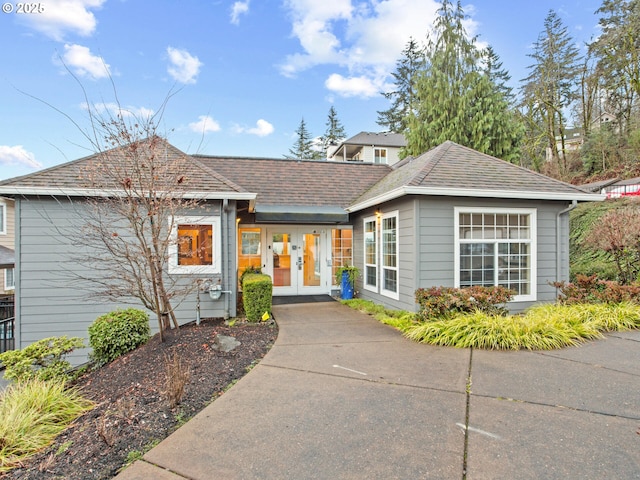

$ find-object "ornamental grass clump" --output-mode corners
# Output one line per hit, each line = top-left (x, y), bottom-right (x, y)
(0, 379), (93, 472)
(404, 302), (640, 350)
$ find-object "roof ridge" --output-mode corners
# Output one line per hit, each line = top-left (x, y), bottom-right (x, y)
(408, 141), (454, 186)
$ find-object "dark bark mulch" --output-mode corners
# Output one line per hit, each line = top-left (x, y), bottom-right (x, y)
(4, 318), (278, 480)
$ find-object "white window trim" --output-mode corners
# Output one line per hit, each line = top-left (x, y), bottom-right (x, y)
(363, 216), (378, 293)
(0, 201), (6, 235)
(168, 215), (222, 275)
(454, 206), (537, 302)
(380, 210), (400, 300)
(4, 268), (15, 291)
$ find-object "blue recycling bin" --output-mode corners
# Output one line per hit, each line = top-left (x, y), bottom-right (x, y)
(341, 270), (354, 300)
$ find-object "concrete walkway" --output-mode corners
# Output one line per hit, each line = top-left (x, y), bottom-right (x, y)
(115, 301), (640, 479)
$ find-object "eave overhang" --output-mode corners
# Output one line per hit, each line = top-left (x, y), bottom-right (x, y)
(347, 186), (606, 213)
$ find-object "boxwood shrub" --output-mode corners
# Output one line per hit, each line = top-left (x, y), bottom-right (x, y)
(243, 273), (273, 322)
(88, 308), (150, 366)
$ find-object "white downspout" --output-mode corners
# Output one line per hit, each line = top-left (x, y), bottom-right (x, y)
(556, 200), (578, 285)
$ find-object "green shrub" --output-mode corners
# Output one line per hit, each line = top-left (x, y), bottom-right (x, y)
(341, 299), (416, 330)
(88, 308), (150, 366)
(552, 274), (640, 304)
(0, 379), (93, 472)
(243, 274), (272, 322)
(0, 336), (85, 382)
(414, 285), (514, 321)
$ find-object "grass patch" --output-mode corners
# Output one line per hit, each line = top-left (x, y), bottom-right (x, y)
(342, 299), (640, 350)
(0, 379), (94, 472)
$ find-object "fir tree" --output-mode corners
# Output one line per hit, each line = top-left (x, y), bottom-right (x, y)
(285, 118), (322, 160)
(320, 106), (347, 156)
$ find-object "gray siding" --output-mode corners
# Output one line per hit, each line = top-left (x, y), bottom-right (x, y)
(353, 196), (574, 314)
(16, 196), (238, 364)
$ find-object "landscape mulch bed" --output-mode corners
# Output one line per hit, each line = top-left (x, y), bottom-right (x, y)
(4, 318), (278, 480)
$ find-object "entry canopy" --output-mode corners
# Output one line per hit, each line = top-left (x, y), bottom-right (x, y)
(254, 205), (349, 224)
(0, 245), (14, 269)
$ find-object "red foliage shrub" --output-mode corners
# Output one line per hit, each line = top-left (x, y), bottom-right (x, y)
(414, 285), (514, 321)
(552, 274), (640, 304)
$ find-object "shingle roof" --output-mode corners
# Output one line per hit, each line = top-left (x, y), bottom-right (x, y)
(340, 131), (407, 148)
(351, 141), (598, 209)
(0, 138), (251, 199)
(194, 155), (391, 208)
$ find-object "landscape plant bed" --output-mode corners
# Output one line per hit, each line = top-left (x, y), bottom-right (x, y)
(4, 317), (277, 480)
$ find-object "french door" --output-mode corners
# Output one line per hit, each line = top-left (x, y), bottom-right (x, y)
(267, 227), (327, 295)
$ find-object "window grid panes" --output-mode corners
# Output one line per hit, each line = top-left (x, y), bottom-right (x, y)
(364, 219), (377, 288)
(382, 215), (398, 294)
(459, 212), (532, 296)
(331, 229), (353, 284)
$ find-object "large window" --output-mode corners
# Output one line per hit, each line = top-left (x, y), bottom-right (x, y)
(169, 216), (221, 274)
(363, 217), (377, 291)
(364, 212), (399, 298)
(381, 212), (399, 298)
(455, 208), (536, 301)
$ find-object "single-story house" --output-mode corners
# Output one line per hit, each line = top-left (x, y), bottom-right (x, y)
(0, 139), (602, 358)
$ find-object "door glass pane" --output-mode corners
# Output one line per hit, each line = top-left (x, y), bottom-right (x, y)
(303, 233), (321, 286)
(272, 233), (291, 287)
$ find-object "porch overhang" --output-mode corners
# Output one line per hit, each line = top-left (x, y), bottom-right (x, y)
(254, 205), (349, 224)
(0, 245), (14, 269)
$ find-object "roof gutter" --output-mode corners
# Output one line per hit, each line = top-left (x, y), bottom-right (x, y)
(0, 186), (256, 201)
(347, 186), (605, 213)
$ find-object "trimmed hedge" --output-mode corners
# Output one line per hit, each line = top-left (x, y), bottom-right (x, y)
(243, 273), (273, 322)
(88, 308), (150, 366)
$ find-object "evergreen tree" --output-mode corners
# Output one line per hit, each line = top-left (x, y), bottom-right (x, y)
(520, 10), (582, 174)
(320, 106), (347, 156)
(377, 37), (425, 133)
(285, 118), (322, 160)
(402, 0), (522, 161)
(589, 0), (640, 135)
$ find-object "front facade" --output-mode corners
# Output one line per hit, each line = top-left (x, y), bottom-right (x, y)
(0, 140), (602, 359)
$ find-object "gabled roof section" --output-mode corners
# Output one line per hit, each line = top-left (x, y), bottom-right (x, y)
(349, 141), (603, 211)
(0, 138), (253, 200)
(195, 155), (391, 209)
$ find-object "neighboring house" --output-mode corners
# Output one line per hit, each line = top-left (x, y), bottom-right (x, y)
(0, 197), (15, 294)
(581, 177), (640, 199)
(0, 140), (602, 360)
(327, 131), (406, 165)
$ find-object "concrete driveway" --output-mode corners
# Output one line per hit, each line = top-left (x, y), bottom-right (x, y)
(116, 301), (640, 479)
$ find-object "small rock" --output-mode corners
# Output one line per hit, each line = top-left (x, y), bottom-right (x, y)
(213, 335), (241, 352)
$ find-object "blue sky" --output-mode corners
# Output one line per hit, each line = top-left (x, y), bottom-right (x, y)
(0, 0), (602, 180)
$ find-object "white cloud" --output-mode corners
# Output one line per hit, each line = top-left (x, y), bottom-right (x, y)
(18, 0), (105, 41)
(166, 47), (203, 84)
(58, 44), (111, 80)
(247, 119), (274, 136)
(281, 0), (484, 97)
(234, 119), (274, 137)
(189, 115), (221, 134)
(324, 73), (380, 98)
(230, 1), (250, 25)
(0, 145), (42, 170)
(83, 102), (154, 120)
